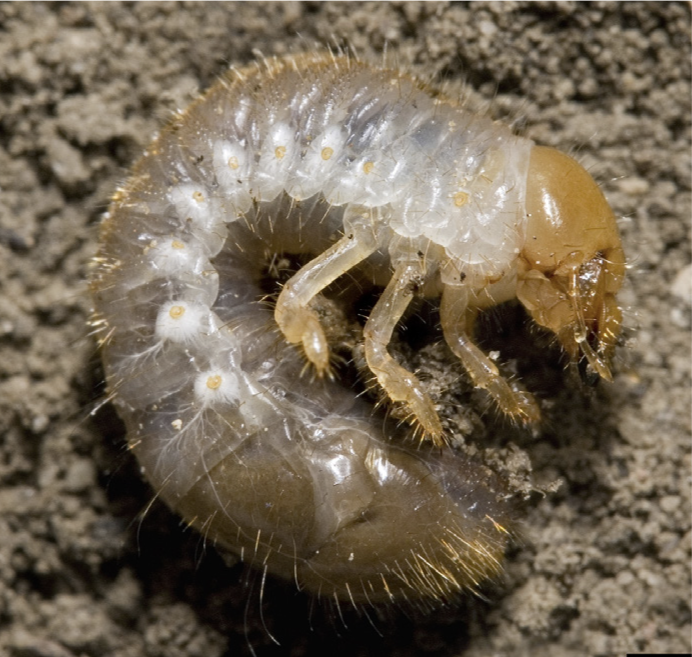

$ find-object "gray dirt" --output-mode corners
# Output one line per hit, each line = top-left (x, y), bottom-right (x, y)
(0, 3), (690, 656)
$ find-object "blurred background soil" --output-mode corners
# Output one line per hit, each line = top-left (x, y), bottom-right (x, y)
(0, 2), (690, 656)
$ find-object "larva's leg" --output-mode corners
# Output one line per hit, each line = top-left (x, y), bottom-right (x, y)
(275, 226), (380, 374)
(363, 260), (444, 444)
(440, 285), (541, 425)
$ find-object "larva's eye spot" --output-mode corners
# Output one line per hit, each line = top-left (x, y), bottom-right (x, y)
(91, 52), (624, 608)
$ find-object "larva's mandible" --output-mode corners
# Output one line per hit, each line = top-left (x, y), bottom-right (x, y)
(90, 53), (625, 605)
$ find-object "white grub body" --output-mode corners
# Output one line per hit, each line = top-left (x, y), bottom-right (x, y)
(90, 53), (624, 605)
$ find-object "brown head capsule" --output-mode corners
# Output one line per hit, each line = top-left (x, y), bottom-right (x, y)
(519, 146), (626, 382)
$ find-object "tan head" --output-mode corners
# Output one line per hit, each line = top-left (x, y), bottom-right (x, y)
(517, 146), (626, 381)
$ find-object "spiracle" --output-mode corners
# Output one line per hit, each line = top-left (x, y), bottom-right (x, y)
(89, 52), (624, 606)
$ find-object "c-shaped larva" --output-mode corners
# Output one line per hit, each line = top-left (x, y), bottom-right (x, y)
(90, 52), (625, 605)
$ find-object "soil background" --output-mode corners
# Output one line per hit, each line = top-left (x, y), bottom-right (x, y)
(0, 2), (690, 656)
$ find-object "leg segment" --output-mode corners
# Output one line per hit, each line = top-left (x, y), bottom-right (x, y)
(440, 284), (541, 425)
(275, 225), (380, 374)
(363, 260), (444, 444)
